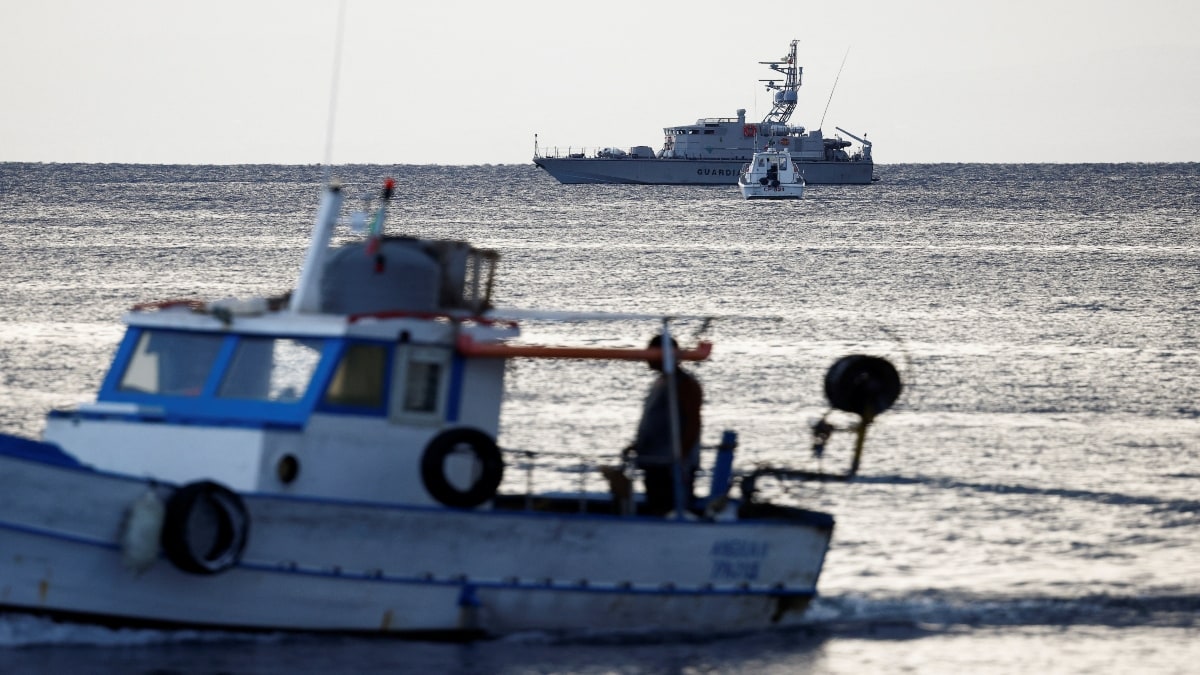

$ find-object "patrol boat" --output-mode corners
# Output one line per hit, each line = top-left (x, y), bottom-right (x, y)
(0, 177), (900, 636)
(739, 147), (806, 200)
(533, 39), (874, 186)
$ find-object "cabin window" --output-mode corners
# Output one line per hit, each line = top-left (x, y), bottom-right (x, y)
(390, 344), (452, 425)
(323, 343), (388, 408)
(218, 337), (324, 403)
(118, 330), (224, 397)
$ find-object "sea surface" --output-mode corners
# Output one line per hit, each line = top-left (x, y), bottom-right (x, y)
(0, 162), (1197, 673)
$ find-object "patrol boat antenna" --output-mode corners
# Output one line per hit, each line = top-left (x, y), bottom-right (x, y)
(819, 47), (851, 130)
(759, 39), (802, 125)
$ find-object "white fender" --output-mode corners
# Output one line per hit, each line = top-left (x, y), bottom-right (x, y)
(120, 490), (165, 574)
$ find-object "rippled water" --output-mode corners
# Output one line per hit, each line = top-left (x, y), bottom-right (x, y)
(0, 162), (1197, 673)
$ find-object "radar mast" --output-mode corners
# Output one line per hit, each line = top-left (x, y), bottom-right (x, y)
(759, 39), (802, 125)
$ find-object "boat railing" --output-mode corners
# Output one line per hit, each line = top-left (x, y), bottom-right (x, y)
(537, 145), (770, 163)
(537, 146), (583, 160)
(496, 416), (873, 515)
(498, 444), (732, 515)
(534, 146), (651, 160)
(491, 355), (900, 515)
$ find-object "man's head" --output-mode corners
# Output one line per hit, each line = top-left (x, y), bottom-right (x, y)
(646, 334), (679, 371)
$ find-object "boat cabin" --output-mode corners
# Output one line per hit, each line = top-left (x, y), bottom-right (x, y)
(43, 237), (515, 507)
(751, 151), (792, 179)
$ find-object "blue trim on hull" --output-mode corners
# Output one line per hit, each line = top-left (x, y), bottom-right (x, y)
(46, 409), (306, 431)
(0, 434), (82, 467)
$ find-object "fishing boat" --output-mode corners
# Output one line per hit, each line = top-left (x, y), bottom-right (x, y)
(738, 147), (806, 200)
(532, 39), (874, 186)
(0, 176), (901, 637)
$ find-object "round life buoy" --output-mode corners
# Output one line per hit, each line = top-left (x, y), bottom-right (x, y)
(420, 428), (504, 509)
(780, 137), (790, 146)
(743, 124), (757, 137)
(160, 480), (249, 575)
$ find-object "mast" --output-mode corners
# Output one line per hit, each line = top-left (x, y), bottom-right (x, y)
(758, 39), (802, 125)
(291, 0), (348, 315)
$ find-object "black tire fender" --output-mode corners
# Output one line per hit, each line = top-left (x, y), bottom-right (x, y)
(160, 480), (249, 575)
(420, 428), (504, 509)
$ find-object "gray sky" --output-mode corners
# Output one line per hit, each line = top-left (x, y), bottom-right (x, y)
(2, 0), (1197, 165)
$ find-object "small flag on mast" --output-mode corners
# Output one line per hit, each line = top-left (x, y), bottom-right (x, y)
(365, 177), (396, 255)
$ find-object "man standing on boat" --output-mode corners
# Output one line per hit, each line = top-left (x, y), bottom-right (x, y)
(624, 334), (704, 516)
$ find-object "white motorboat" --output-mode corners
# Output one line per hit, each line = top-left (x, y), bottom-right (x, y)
(739, 147), (806, 199)
(0, 177), (900, 637)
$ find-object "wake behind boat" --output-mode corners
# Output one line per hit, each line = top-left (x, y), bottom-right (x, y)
(739, 147), (806, 199)
(533, 39), (874, 186)
(0, 172), (903, 637)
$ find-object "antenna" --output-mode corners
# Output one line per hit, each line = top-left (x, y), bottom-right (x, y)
(818, 47), (850, 131)
(321, 0), (348, 183)
(293, 0), (348, 315)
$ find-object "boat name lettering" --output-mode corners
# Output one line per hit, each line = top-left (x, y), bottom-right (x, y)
(696, 169), (738, 177)
(710, 539), (769, 558)
(708, 539), (768, 581)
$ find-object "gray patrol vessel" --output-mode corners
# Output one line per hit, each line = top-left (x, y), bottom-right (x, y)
(533, 40), (875, 185)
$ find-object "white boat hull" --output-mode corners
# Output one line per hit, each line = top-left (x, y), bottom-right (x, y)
(0, 446), (831, 635)
(739, 183), (805, 200)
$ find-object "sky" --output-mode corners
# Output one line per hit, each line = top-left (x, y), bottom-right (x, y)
(2, 0), (1198, 165)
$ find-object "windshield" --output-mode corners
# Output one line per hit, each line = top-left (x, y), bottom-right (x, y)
(218, 336), (324, 403)
(118, 331), (224, 396)
(117, 330), (325, 403)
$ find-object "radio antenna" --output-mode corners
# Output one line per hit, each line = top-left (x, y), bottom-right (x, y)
(322, 0), (348, 183)
(818, 47), (850, 131)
